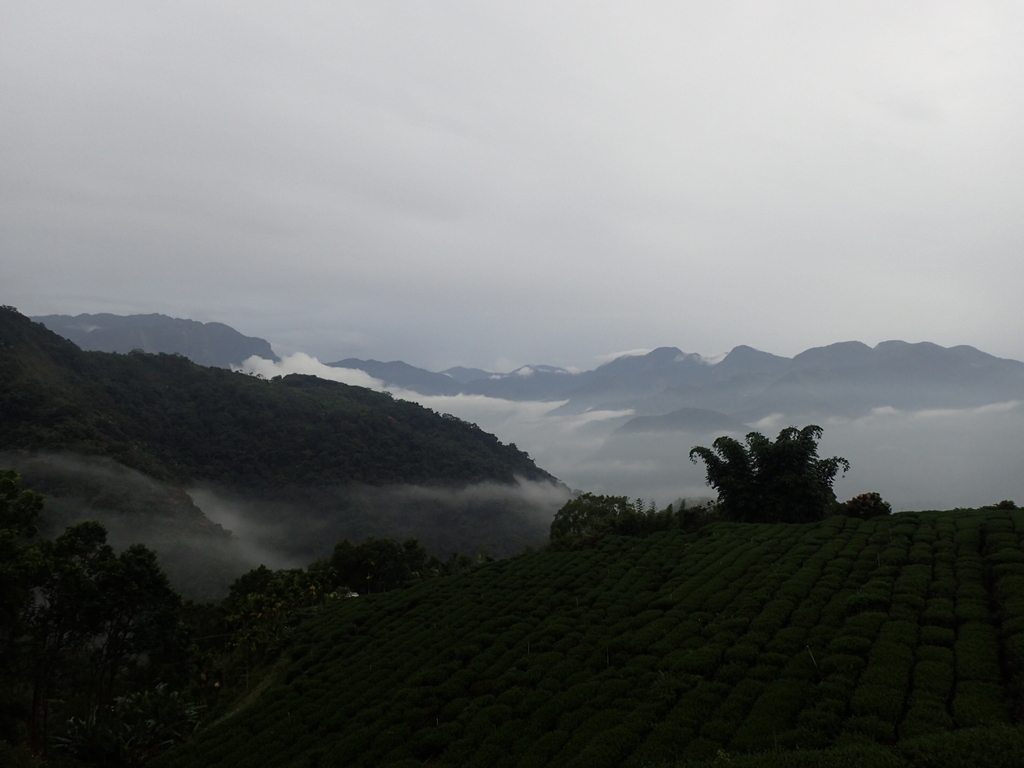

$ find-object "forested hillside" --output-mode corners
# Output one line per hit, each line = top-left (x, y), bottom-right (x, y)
(1, 307), (551, 489)
(156, 507), (1024, 768)
(0, 307), (562, 598)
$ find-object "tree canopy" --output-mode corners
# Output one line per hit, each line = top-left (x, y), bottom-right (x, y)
(0, 306), (553, 490)
(689, 425), (849, 523)
(0, 471), (183, 760)
(548, 493), (719, 546)
(549, 493), (636, 542)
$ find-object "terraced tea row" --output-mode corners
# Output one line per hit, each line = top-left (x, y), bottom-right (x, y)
(156, 508), (1024, 767)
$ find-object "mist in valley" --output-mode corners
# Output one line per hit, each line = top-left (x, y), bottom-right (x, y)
(8, 353), (1020, 603)
(189, 478), (569, 567)
(2, 450), (568, 600)
(422, 395), (1024, 512)
(0, 453), (256, 601)
(244, 354), (1024, 513)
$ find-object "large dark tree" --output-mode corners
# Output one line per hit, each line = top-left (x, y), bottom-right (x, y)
(330, 537), (424, 594)
(0, 470), (182, 757)
(21, 522), (182, 755)
(689, 425), (849, 523)
(0, 471), (44, 742)
(0, 470), (42, 630)
(549, 493), (635, 542)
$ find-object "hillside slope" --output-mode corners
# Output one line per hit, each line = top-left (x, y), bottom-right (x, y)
(156, 508), (1024, 767)
(1, 307), (552, 489)
(0, 307), (562, 595)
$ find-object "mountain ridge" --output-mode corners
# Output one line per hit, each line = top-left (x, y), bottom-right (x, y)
(32, 312), (280, 369)
(329, 340), (1024, 421)
(20, 309), (1024, 435)
(0, 307), (565, 596)
(2, 308), (553, 489)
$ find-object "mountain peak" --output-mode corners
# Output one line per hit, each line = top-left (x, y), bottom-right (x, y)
(596, 346), (703, 374)
(440, 366), (496, 384)
(711, 345), (791, 380)
(791, 341), (873, 369)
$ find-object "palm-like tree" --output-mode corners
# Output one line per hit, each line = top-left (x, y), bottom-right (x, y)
(689, 425), (849, 523)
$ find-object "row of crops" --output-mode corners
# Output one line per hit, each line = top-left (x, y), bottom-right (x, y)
(156, 508), (1024, 767)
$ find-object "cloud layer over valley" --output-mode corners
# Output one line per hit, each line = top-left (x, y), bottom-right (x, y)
(240, 355), (1024, 512)
(6, 449), (569, 600)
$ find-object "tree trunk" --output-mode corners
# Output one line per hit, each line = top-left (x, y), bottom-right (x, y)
(29, 663), (47, 756)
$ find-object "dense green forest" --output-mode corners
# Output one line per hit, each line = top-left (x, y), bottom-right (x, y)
(0, 306), (551, 489)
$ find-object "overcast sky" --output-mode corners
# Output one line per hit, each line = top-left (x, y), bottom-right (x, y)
(4, 1), (1023, 372)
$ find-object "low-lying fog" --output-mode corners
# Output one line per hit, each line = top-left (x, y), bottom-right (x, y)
(188, 478), (568, 566)
(7, 450), (569, 600)
(9, 355), (1020, 601)
(245, 354), (1024, 512)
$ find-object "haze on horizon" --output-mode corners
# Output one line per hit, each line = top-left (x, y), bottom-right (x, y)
(238, 351), (1024, 515)
(3, 2), (1024, 372)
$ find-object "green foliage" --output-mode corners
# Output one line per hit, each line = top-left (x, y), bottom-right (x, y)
(218, 561), (339, 675)
(548, 493), (717, 546)
(0, 469), (43, 539)
(549, 494), (634, 542)
(841, 492), (893, 520)
(689, 425), (850, 523)
(0, 470), (43, 630)
(12, 481), (1022, 767)
(331, 538), (414, 593)
(987, 500), (1017, 510)
(17, 524), (184, 756)
(0, 472), (187, 764)
(0, 471), (44, 748)
(0, 307), (552, 490)
(329, 536), (475, 593)
(54, 683), (203, 767)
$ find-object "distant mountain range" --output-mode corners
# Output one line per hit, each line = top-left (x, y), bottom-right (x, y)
(32, 312), (279, 368)
(335, 341), (1024, 433)
(28, 311), (1024, 435)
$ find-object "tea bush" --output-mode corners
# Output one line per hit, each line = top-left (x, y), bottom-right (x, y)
(153, 509), (1024, 768)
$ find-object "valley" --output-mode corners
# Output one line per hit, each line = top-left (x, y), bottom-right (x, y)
(4, 308), (1023, 767)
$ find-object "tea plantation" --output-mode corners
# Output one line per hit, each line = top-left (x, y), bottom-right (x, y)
(155, 508), (1024, 767)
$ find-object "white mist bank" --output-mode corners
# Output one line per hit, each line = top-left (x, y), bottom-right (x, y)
(239, 355), (1024, 512)
(188, 478), (571, 564)
(239, 352), (387, 389)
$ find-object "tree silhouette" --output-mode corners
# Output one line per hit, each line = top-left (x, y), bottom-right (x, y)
(549, 493), (635, 542)
(689, 425), (849, 523)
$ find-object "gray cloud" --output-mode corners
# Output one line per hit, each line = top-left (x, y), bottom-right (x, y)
(3, 2), (1024, 371)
